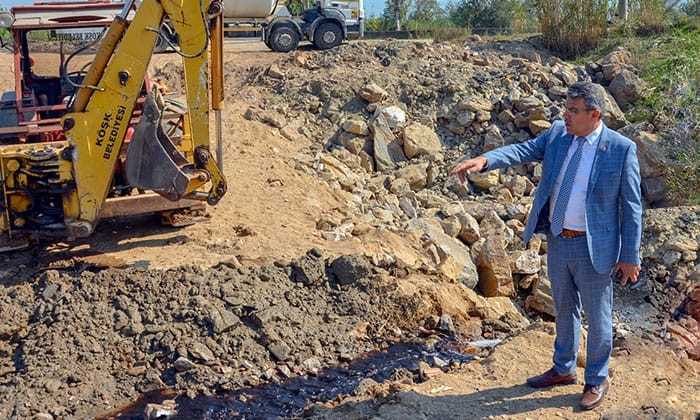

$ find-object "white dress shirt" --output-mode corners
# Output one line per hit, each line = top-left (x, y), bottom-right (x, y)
(549, 122), (603, 231)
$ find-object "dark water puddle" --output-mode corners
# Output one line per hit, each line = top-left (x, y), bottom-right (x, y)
(103, 338), (493, 420)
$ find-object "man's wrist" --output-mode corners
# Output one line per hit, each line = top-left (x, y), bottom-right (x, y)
(480, 157), (489, 173)
(618, 257), (641, 266)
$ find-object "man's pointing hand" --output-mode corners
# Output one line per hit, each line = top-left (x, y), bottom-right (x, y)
(449, 156), (488, 184)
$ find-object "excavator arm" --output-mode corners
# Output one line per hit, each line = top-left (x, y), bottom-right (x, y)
(0, 0), (227, 249)
(60, 0), (226, 237)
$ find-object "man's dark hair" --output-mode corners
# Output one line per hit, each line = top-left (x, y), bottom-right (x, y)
(567, 82), (604, 113)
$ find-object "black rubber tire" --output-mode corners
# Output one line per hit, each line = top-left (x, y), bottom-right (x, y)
(313, 22), (343, 50)
(269, 26), (300, 53)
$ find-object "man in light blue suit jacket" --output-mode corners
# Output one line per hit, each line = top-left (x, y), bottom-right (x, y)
(451, 82), (642, 410)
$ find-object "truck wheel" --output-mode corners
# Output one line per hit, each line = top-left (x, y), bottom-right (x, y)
(269, 26), (299, 53)
(313, 22), (343, 50)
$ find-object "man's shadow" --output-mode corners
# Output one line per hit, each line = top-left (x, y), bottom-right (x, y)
(313, 383), (583, 418)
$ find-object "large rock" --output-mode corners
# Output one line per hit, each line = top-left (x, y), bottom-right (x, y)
(376, 105), (407, 129)
(510, 249), (541, 274)
(619, 126), (666, 178)
(331, 255), (373, 285)
(526, 275), (555, 317)
(608, 70), (647, 109)
(457, 97), (493, 112)
(514, 96), (543, 112)
(395, 162), (430, 191)
(339, 131), (372, 155)
(553, 66), (578, 86)
(473, 234), (515, 297)
(642, 177), (668, 205)
(457, 212), (480, 245)
(590, 83), (627, 129)
(529, 120), (551, 135)
(342, 118), (370, 136)
(468, 170), (500, 191)
(601, 48), (632, 82)
(479, 210), (513, 244)
(403, 123), (442, 159)
(483, 125), (504, 152)
(371, 115), (407, 171)
(359, 83), (388, 103)
(407, 218), (479, 288)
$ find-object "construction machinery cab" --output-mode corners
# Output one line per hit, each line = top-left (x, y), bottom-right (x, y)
(0, 0), (227, 251)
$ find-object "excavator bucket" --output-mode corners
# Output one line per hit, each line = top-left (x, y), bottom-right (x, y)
(125, 93), (197, 201)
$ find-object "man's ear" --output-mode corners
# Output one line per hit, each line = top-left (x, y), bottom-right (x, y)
(593, 109), (602, 121)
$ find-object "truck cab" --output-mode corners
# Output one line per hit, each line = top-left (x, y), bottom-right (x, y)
(263, 0), (363, 52)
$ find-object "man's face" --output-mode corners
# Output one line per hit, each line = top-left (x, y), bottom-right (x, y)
(563, 98), (601, 137)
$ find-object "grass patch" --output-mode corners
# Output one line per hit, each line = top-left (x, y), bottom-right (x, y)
(570, 21), (700, 205)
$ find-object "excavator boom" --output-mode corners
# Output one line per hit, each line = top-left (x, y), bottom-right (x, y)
(0, 0), (227, 248)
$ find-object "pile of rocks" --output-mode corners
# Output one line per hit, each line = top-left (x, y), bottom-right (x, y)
(239, 40), (699, 351)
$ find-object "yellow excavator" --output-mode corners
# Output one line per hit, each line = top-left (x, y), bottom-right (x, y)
(0, 0), (227, 251)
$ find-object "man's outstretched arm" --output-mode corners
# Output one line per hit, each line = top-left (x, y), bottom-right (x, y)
(450, 122), (558, 180)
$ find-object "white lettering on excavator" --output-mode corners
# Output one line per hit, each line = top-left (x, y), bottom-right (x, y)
(102, 106), (127, 160)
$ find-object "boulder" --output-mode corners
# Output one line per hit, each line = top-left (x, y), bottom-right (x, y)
(473, 234), (515, 297)
(642, 177), (668, 205)
(529, 120), (551, 135)
(479, 210), (512, 242)
(590, 83), (627, 129)
(608, 70), (647, 109)
(457, 212), (481, 245)
(331, 255), (373, 285)
(514, 96), (543, 112)
(554, 66), (578, 86)
(396, 162), (430, 191)
(407, 218), (479, 288)
(342, 118), (370, 136)
(619, 126), (666, 178)
(483, 125), (504, 151)
(468, 170), (500, 191)
(456, 111), (476, 126)
(457, 97), (493, 112)
(511, 249), (541, 274)
(376, 106), (407, 129)
(339, 132), (372, 155)
(371, 115), (407, 171)
(359, 82), (388, 103)
(441, 215), (462, 238)
(601, 48), (632, 82)
(403, 123), (442, 159)
(526, 275), (555, 317)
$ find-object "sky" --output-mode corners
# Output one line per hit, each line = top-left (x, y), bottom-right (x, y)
(0, 0), (446, 16)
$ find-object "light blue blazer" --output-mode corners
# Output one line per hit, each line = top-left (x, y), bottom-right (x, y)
(483, 120), (642, 274)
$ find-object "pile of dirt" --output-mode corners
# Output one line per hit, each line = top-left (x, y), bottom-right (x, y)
(0, 251), (435, 418)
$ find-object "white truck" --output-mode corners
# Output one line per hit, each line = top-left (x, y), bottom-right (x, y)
(220, 0), (364, 52)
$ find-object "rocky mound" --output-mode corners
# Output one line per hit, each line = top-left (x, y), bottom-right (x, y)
(0, 252), (430, 418)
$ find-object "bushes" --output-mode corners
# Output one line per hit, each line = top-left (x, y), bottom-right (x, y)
(447, 0), (536, 34)
(635, 26), (700, 204)
(408, 19), (471, 41)
(535, 0), (608, 58)
(628, 0), (668, 35)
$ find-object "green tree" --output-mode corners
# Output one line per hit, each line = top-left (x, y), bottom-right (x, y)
(411, 0), (445, 21)
(383, 0), (413, 30)
(447, 0), (526, 32)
